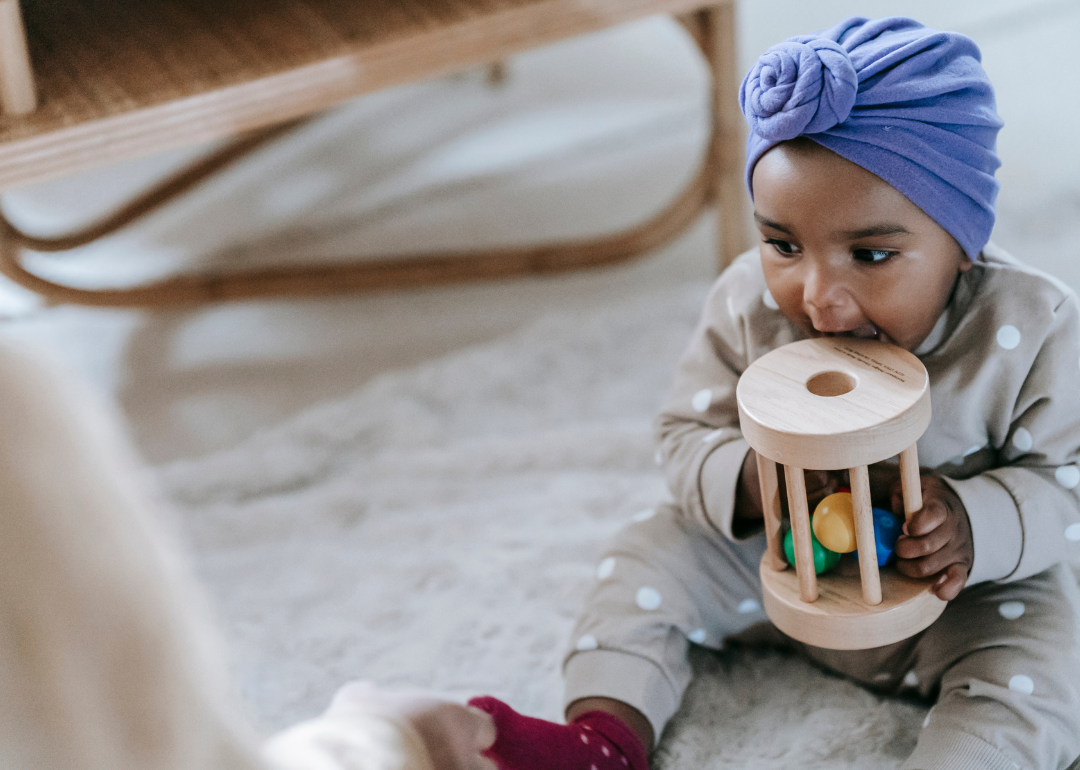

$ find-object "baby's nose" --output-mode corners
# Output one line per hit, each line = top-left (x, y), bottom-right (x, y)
(803, 281), (856, 331)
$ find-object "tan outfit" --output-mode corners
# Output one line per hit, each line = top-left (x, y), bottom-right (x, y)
(0, 341), (433, 770)
(564, 245), (1080, 770)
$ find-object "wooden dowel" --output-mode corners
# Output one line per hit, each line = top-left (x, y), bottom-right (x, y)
(756, 452), (786, 572)
(849, 465), (882, 606)
(899, 444), (922, 522)
(700, 2), (750, 270)
(0, 0), (36, 116)
(783, 465), (817, 602)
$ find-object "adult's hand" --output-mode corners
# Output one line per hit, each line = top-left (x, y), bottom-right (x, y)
(264, 681), (497, 770)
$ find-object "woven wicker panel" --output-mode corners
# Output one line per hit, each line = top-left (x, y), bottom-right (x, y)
(0, 0), (707, 188)
(9, 0), (503, 139)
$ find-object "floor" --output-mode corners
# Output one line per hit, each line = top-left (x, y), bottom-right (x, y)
(1, 0), (1078, 467)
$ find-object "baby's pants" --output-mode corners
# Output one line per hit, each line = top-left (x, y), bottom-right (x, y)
(564, 503), (1080, 770)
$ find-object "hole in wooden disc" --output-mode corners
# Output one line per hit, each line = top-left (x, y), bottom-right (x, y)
(806, 370), (857, 397)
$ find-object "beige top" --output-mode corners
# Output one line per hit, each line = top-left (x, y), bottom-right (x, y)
(656, 244), (1080, 586)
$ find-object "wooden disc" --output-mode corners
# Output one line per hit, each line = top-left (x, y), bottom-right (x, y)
(737, 339), (930, 470)
(760, 558), (946, 650)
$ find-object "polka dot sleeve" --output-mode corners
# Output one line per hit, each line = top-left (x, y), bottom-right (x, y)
(945, 292), (1080, 584)
(654, 251), (799, 538)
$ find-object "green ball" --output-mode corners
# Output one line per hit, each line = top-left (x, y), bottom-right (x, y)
(784, 523), (841, 574)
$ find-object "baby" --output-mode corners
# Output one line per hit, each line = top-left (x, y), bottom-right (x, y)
(462, 15), (1080, 770)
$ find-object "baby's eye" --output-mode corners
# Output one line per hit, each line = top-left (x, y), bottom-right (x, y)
(853, 248), (894, 263)
(766, 239), (797, 256)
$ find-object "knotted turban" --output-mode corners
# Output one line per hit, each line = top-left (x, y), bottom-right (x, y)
(740, 17), (1004, 258)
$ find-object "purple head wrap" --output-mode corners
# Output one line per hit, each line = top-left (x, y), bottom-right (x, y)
(740, 17), (1003, 258)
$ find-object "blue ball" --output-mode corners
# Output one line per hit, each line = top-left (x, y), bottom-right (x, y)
(853, 508), (904, 566)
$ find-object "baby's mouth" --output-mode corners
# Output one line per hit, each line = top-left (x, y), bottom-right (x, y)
(819, 324), (880, 339)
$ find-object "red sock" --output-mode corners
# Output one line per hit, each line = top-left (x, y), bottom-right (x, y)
(468, 696), (649, 770)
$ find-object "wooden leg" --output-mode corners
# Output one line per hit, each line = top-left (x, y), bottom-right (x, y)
(849, 465), (882, 606)
(756, 452), (785, 572)
(899, 444), (923, 522)
(0, 34), (720, 309)
(700, 2), (750, 271)
(675, 11), (706, 51)
(783, 465), (817, 602)
(0, 0), (36, 115)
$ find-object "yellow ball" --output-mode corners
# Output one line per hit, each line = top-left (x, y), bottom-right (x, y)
(812, 492), (857, 553)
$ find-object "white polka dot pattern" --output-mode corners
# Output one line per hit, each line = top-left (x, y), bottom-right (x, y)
(737, 598), (760, 613)
(688, 628), (707, 644)
(762, 289), (779, 310)
(1056, 465), (1080, 489)
(1009, 675), (1034, 694)
(903, 670), (919, 688)
(597, 557), (616, 580)
(998, 601), (1025, 620)
(997, 325), (1021, 350)
(636, 586), (663, 611)
(692, 389), (713, 413)
(576, 634), (598, 651)
(1065, 523), (1080, 541)
(1011, 428), (1033, 452)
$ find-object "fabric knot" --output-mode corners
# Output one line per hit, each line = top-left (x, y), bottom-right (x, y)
(740, 37), (858, 141)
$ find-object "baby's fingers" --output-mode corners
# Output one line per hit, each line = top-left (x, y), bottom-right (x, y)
(933, 563), (969, 601)
(903, 500), (949, 538)
(894, 518), (952, 564)
(895, 545), (956, 581)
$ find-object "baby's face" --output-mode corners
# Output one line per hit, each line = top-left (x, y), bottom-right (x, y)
(752, 139), (972, 352)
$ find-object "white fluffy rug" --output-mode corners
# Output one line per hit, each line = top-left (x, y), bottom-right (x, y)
(158, 280), (926, 768)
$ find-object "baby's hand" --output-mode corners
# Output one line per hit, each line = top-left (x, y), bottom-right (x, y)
(891, 473), (973, 601)
(736, 450), (844, 523)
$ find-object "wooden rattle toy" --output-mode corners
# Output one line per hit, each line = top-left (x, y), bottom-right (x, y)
(736, 338), (947, 650)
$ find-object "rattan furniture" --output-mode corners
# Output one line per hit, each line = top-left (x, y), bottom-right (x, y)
(0, 0), (747, 307)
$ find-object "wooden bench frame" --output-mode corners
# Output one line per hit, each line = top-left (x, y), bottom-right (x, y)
(0, 0), (747, 307)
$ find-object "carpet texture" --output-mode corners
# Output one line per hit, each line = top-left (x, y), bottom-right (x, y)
(158, 280), (927, 768)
